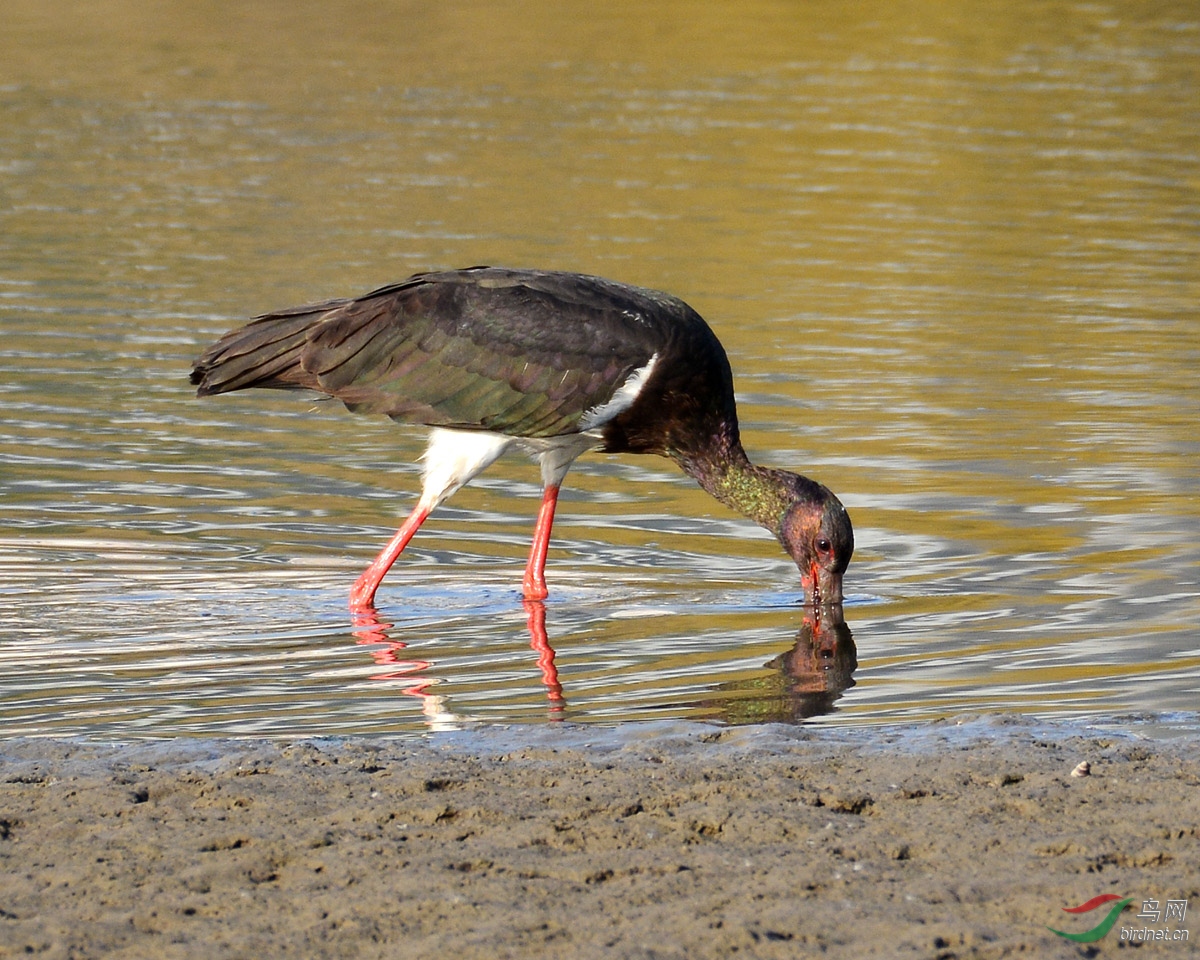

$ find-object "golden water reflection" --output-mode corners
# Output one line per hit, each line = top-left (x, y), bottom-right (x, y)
(1, 0), (1198, 734)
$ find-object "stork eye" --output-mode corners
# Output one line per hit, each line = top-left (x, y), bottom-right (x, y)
(817, 538), (832, 553)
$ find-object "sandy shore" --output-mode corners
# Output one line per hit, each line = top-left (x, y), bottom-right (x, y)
(2, 716), (1197, 958)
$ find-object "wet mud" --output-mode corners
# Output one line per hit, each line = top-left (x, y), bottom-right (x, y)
(2, 718), (1197, 958)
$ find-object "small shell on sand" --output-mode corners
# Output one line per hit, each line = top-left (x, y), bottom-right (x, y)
(1070, 761), (1091, 777)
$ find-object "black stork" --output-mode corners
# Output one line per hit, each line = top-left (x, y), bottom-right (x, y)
(190, 267), (853, 609)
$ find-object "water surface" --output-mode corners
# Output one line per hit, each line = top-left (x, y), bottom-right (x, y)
(2, 0), (1198, 736)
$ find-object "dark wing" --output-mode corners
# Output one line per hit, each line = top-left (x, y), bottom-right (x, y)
(190, 267), (678, 438)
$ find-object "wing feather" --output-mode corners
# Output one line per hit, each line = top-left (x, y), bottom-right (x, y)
(192, 267), (685, 438)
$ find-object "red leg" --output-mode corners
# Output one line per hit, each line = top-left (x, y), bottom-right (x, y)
(350, 503), (431, 610)
(522, 484), (559, 601)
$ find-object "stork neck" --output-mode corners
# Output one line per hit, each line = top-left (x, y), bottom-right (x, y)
(673, 442), (793, 536)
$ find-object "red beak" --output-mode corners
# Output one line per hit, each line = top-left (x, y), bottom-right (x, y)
(803, 561), (844, 607)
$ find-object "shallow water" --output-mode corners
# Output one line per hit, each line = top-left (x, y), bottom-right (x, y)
(2, 0), (1199, 736)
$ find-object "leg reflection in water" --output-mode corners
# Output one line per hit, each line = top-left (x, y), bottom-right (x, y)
(351, 603), (852, 727)
(351, 601), (565, 725)
(522, 600), (565, 708)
